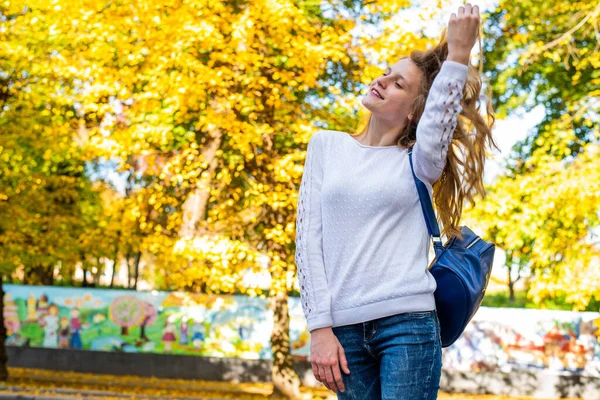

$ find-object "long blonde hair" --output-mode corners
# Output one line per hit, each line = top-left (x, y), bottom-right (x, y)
(354, 28), (499, 240)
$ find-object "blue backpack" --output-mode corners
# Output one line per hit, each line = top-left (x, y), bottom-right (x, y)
(408, 148), (495, 348)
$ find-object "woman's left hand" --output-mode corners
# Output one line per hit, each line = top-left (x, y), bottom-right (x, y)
(447, 3), (480, 65)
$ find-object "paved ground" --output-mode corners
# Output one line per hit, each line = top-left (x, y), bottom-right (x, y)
(0, 367), (571, 399)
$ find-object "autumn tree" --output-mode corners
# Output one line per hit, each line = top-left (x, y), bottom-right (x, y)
(0, 0), (115, 380)
(464, 0), (600, 308)
(1, 0), (459, 395)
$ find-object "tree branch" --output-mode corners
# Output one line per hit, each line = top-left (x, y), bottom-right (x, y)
(519, 3), (600, 72)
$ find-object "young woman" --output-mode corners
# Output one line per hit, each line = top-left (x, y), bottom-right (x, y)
(295, 3), (498, 399)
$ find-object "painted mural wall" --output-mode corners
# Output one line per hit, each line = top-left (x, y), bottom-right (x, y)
(3, 284), (600, 376)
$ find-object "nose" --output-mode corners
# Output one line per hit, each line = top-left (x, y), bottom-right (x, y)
(372, 76), (389, 93)
(373, 77), (386, 88)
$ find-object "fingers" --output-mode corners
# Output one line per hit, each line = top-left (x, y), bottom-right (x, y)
(319, 364), (334, 391)
(311, 361), (321, 382)
(339, 345), (351, 374)
(331, 364), (345, 393)
(450, 3), (480, 25)
(313, 361), (345, 393)
(456, 3), (480, 17)
(324, 364), (337, 392)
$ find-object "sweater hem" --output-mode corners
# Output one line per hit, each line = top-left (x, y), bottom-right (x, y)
(331, 293), (436, 328)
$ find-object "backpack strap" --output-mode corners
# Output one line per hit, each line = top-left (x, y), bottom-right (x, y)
(407, 147), (445, 258)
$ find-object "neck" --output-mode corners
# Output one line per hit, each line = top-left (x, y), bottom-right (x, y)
(358, 115), (406, 146)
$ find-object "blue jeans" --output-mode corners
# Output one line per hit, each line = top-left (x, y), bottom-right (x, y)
(332, 310), (442, 400)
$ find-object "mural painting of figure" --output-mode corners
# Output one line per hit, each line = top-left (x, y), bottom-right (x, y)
(179, 316), (189, 346)
(69, 308), (83, 349)
(162, 317), (176, 353)
(3, 293), (20, 336)
(58, 317), (70, 349)
(42, 304), (60, 348)
(36, 294), (50, 325)
(26, 292), (38, 322)
(191, 319), (205, 349)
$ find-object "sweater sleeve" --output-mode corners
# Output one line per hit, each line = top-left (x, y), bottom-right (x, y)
(412, 60), (469, 193)
(295, 130), (333, 332)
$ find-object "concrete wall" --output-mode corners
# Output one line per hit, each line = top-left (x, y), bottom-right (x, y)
(7, 346), (600, 399)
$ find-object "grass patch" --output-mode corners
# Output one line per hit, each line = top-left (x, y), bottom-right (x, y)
(482, 289), (600, 312)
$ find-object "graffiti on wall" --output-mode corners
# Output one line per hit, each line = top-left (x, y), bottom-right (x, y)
(3, 284), (600, 376)
(440, 307), (600, 376)
(3, 284), (275, 358)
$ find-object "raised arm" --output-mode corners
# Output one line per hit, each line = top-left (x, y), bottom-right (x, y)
(411, 60), (468, 189)
(295, 130), (332, 333)
(412, 3), (479, 192)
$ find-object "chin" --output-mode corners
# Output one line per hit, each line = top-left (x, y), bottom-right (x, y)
(361, 95), (377, 112)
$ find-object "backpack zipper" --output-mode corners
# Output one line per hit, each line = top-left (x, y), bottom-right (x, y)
(466, 237), (481, 249)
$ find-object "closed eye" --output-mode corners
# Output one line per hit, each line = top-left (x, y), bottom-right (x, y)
(383, 73), (404, 89)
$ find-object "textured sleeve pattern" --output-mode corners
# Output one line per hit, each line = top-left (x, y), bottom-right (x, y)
(413, 60), (469, 190)
(295, 130), (333, 332)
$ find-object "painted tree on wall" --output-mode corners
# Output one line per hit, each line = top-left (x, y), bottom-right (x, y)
(139, 302), (157, 341)
(109, 296), (145, 336)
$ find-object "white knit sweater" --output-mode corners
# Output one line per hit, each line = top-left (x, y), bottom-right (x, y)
(295, 60), (469, 333)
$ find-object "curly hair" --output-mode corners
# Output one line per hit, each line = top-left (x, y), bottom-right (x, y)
(353, 27), (499, 241)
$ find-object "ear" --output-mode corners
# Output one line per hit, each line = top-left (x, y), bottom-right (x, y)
(408, 113), (414, 121)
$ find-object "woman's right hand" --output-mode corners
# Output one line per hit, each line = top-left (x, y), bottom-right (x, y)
(310, 327), (350, 393)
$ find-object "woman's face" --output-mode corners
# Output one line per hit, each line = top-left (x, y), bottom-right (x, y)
(362, 57), (423, 124)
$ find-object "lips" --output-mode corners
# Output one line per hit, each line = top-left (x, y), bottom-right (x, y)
(371, 88), (384, 99)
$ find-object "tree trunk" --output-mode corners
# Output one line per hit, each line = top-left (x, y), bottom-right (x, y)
(178, 133), (222, 238)
(0, 279), (9, 381)
(125, 251), (132, 288)
(41, 266), (54, 286)
(133, 250), (142, 290)
(121, 326), (128, 336)
(82, 268), (88, 287)
(25, 265), (54, 286)
(508, 280), (515, 302)
(505, 252), (516, 301)
(110, 229), (122, 288)
(94, 257), (102, 286)
(269, 290), (301, 399)
(140, 315), (150, 341)
(81, 251), (88, 287)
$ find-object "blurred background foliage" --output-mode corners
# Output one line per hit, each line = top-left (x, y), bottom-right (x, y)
(0, 0), (599, 394)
